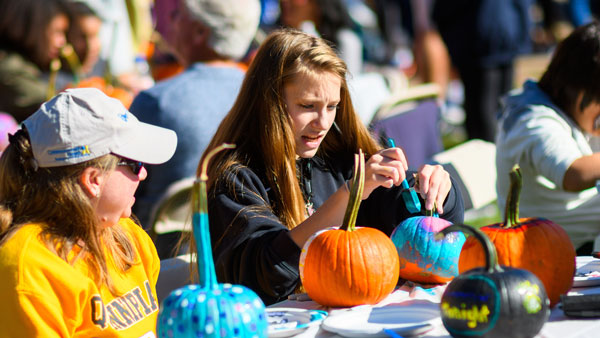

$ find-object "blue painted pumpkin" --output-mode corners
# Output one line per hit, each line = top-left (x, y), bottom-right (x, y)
(157, 144), (268, 338)
(391, 214), (465, 284)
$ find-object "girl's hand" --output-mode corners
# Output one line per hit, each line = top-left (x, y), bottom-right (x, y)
(414, 164), (451, 214)
(362, 147), (408, 199)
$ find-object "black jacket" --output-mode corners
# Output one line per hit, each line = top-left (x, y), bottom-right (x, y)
(207, 154), (464, 305)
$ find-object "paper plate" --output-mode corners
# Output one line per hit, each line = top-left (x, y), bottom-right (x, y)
(321, 302), (439, 337)
(267, 307), (327, 337)
(574, 259), (600, 287)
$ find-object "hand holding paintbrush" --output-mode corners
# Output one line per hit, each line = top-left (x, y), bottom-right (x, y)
(385, 138), (422, 214)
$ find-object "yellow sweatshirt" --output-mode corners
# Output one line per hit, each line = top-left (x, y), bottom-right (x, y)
(0, 218), (160, 338)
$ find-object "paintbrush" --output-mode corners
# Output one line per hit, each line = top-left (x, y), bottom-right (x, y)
(386, 138), (421, 214)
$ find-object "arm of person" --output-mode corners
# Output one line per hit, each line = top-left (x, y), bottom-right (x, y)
(291, 148), (456, 245)
(357, 169), (464, 235)
(522, 114), (594, 192)
(209, 167), (305, 305)
(209, 152), (409, 303)
(502, 107), (592, 193)
(563, 153), (600, 191)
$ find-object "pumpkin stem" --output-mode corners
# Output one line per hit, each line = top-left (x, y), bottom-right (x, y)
(60, 44), (83, 85)
(503, 164), (522, 229)
(46, 58), (61, 100)
(425, 202), (438, 217)
(340, 150), (365, 231)
(435, 224), (503, 273)
(194, 143), (235, 289)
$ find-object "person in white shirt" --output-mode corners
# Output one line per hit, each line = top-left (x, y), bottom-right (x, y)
(496, 21), (600, 255)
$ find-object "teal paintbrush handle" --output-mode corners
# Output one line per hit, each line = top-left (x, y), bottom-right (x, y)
(387, 138), (421, 213)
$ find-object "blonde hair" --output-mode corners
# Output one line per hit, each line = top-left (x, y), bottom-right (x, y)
(0, 129), (136, 295)
(200, 28), (380, 229)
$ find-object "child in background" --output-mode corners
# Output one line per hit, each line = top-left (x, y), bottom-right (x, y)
(496, 21), (600, 255)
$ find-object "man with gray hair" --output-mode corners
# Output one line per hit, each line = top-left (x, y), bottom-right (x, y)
(129, 0), (261, 258)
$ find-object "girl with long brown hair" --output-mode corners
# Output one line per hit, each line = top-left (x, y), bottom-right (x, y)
(200, 29), (464, 305)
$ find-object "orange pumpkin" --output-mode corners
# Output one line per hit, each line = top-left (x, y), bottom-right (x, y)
(458, 165), (575, 307)
(58, 44), (134, 108)
(299, 151), (400, 307)
(73, 77), (133, 108)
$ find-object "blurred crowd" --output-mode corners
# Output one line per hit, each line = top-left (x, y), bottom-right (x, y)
(0, 0), (598, 254)
(0, 0), (595, 139)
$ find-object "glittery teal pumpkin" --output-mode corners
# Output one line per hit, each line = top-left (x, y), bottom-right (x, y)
(390, 213), (465, 284)
(157, 144), (268, 338)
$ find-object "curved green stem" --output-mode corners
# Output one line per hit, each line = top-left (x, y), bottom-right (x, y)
(194, 143), (235, 289)
(61, 44), (83, 85)
(435, 224), (503, 273)
(503, 164), (522, 229)
(46, 59), (61, 100)
(340, 150), (365, 231)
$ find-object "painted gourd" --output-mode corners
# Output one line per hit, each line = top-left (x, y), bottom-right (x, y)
(458, 165), (575, 307)
(299, 150), (400, 307)
(438, 224), (550, 338)
(157, 144), (268, 338)
(391, 209), (465, 284)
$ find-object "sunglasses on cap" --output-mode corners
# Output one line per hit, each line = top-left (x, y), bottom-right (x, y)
(117, 158), (145, 175)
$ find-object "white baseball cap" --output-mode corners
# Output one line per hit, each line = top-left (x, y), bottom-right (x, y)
(183, 0), (261, 60)
(23, 88), (177, 167)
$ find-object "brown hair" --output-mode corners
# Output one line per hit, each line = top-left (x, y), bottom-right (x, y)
(0, 129), (136, 295)
(199, 28), (380, 229)
(539, 21), (600, 116)
(0, 0), (69, 70)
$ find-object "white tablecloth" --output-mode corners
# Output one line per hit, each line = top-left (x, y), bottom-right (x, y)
(269, 256), (600, 338)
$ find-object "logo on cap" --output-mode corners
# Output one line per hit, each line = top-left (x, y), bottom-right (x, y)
(48, 145), (91, 161)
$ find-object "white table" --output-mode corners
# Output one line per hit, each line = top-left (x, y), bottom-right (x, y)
(268, 256), (600, 338)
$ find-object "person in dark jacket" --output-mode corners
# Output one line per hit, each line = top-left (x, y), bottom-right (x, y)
(199, 29), (465, 305)
(432, 0), (533, 142)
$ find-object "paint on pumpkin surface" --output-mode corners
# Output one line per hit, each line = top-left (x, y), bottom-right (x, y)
(441, 302), (490, 328)
(391, 217), (465, 278)
(441, 275), (500, 335)
(517, 280), (543, 314)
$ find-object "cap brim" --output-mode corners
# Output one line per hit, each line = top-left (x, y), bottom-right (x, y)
(112, 121), (177, 164)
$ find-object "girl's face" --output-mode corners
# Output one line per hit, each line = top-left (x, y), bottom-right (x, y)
(284, 71), (341, 158)
(164, 0), (195, 65)
(77, 15), (102, 72)
(96, 162), (147, 227)
(46, 13), (69, 61)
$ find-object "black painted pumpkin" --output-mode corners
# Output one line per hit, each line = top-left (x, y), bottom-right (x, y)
(436, 224), (550, 338)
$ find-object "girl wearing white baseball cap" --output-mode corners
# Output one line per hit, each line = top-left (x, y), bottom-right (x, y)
(0, 87), (177, 337)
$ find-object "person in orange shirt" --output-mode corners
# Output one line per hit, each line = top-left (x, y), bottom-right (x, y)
(0, 87), (177, 337)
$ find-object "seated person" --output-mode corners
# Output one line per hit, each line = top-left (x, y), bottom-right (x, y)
(279, 0), (363, 75)
(199, 29), (464, 305)
(130, 0), (261, 258)
(0, 87), (177, 336)
(56, 0), (105, 89)
(0, 0), (70, 122)
(57, 0), (134, 108)
(496, 21), (600, 255)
